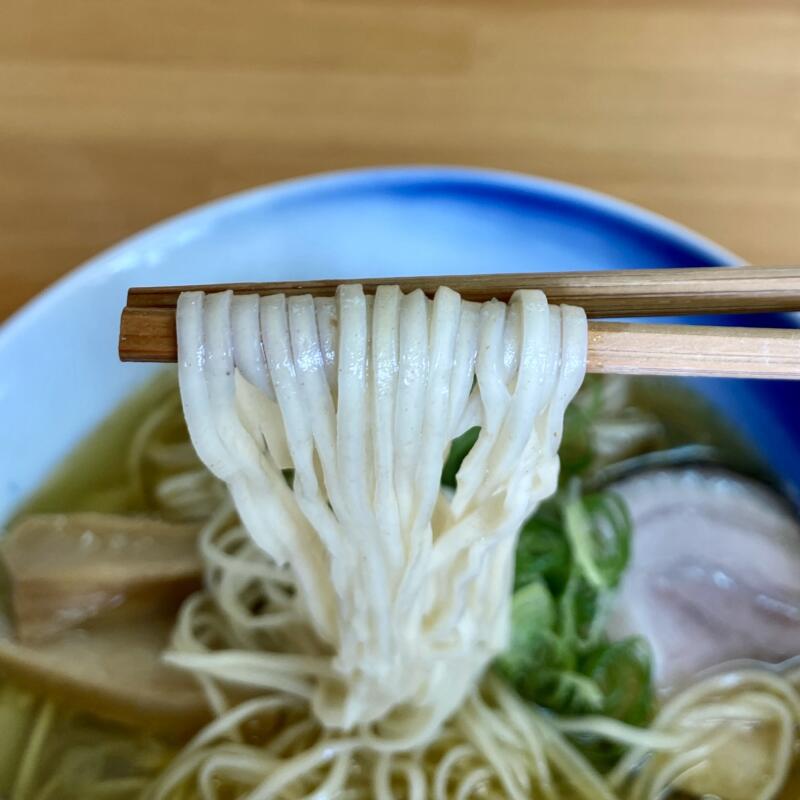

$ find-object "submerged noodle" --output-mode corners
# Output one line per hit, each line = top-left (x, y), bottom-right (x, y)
(156, 503), (800, 800)
(152, 505), (620, 799)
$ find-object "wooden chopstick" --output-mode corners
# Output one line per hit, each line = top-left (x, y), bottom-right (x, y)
(588, 323), (800, 379)
(118, 308), (800, 380)
(118, 267), (800, 380)
(126, 266), (800, 317)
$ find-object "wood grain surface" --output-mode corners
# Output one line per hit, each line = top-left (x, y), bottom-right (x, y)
(123, 266), (800, 316)
(118, 303), (800, 381)
(1, 0), (799, 321)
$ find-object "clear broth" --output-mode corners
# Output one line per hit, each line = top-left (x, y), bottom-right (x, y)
(1, 374), (796, 800)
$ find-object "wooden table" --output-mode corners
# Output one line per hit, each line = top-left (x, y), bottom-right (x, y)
(1, 0), (798, 321)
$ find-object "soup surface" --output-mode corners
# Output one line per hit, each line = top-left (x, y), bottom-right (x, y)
(1, 369), (798, 800)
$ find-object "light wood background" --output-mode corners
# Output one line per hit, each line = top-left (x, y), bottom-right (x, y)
(1, 0), (798, 321)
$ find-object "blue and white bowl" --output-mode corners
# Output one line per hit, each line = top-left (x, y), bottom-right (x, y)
(1, 166), (797, 522)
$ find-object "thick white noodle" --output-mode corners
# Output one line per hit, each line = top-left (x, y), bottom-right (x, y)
(176, 285), (587, 738)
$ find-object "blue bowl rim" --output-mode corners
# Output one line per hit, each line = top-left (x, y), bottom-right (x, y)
(0, 164), (745, 346)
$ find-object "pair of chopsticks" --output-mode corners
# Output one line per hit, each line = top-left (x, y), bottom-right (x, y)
(119, 266), (800, 380)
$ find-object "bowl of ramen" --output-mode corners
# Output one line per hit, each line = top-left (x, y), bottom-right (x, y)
(1, 165), (799, 800)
